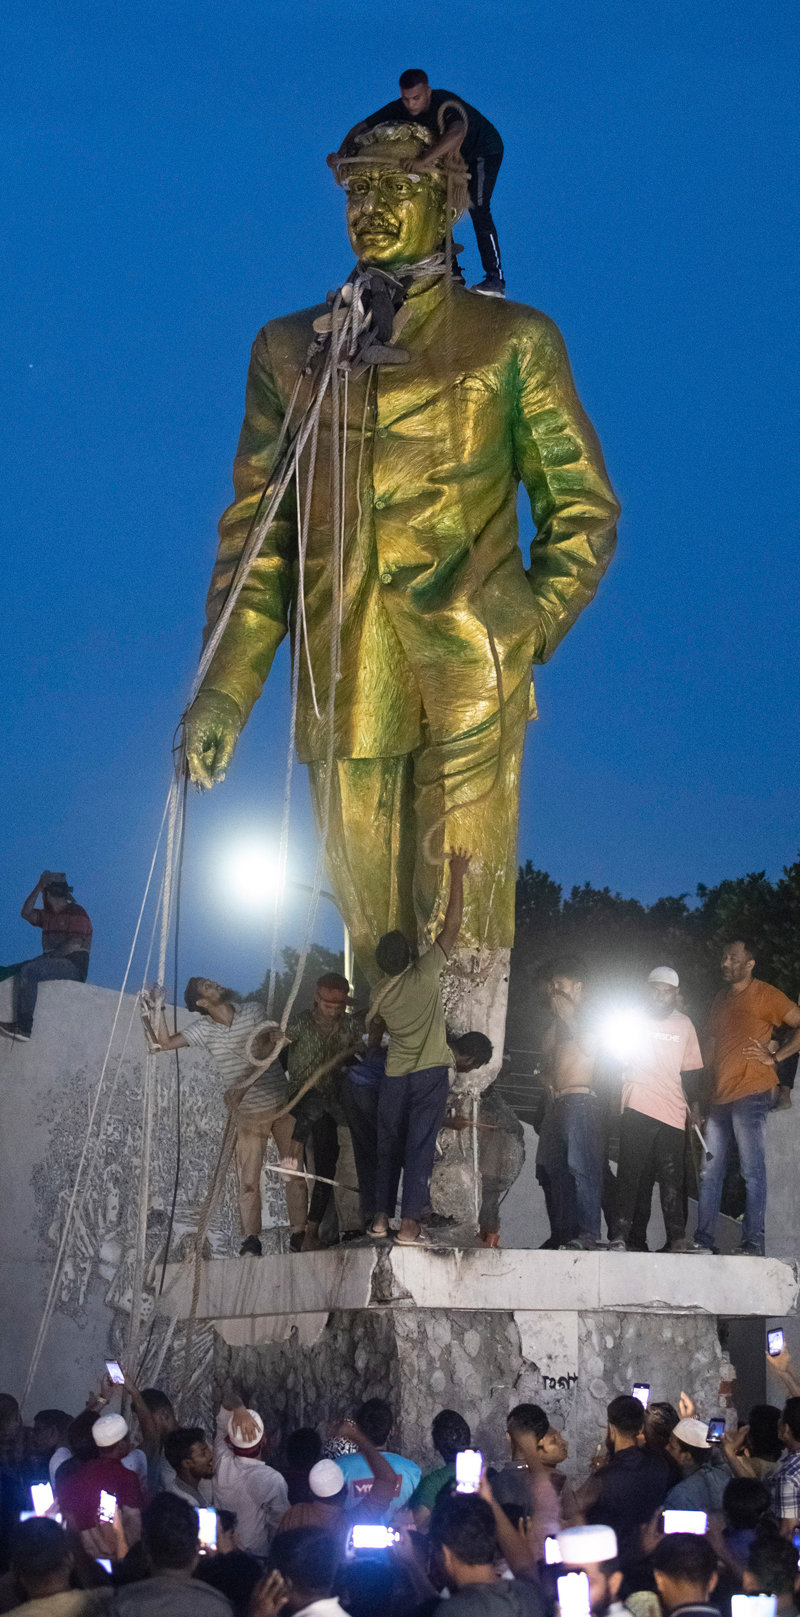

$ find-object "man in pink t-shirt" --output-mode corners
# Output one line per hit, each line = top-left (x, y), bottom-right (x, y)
(609, 967), (704, 1253)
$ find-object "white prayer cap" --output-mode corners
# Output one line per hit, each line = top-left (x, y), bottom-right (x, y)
(557, 1524), (618, 1566)
(648, 967), (679, 988)
(673, 1417), (710, 1450)
(92, 1413), (128, 1448)
(229, 1409), (264, 1451)
(309, 1459), (345, 1498)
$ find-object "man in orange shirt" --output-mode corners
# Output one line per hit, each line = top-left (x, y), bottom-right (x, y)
(696, 939), (800, 1255)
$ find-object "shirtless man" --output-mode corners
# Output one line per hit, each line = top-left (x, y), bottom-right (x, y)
(535, 957), (603, 1249)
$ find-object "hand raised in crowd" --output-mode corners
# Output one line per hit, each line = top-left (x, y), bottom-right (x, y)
(766, 1343), (800, 1394)
(250, 1569), (289, 1617)
(678, 1390), (695, 1419)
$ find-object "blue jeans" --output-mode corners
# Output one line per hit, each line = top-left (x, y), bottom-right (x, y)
(14, 952), (88, 1035)
(696, 1092), (771, 1253)
(375, 1065), (449, 1221)
(550, 1093), (603, 1242)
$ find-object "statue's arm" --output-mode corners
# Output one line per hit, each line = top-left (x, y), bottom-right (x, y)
(512, 317), (620, 663)
(185, 328), (296, 786)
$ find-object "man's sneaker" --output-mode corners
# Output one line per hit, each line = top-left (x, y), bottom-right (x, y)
(740, 1242), (765, 1256)
(0, 1022), (29, 1041)
(470, 276), (506, 298)
(666, 1238), (705, 1254)
(239, 1235), (262, 1257)
(608, 1239), (627, 1251)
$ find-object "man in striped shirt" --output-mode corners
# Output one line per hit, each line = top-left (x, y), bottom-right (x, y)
(769, 1398), (800, 1535)
(153, 978), (306, 1255)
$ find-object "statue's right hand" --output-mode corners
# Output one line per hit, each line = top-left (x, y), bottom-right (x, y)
(184, 689), (242, 788)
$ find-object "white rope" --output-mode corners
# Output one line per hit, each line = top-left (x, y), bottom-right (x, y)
(125, 1049), (156, 1376)
(156, 778), (182, 987)
(23, 783), (173, 1406)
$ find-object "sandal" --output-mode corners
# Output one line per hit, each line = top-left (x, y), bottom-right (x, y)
(368, 1221), (390, 1239)
(395, 1226), (431, 1246)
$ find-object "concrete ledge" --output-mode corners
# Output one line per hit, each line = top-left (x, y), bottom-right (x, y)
(158, 1246), (799, 1323)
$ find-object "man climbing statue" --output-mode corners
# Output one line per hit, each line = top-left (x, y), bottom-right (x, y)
(183, 116), (619, 1071)
(329, 68), (506, 296)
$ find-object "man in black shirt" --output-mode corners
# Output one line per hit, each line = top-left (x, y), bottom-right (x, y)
(575, 1395), (672, 1592)
(329, 68), (505, 296)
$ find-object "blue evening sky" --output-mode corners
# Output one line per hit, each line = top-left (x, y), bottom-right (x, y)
(2, 0), (798, 992)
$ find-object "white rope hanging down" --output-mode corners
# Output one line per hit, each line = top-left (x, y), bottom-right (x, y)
(22, 781), (175, 1406)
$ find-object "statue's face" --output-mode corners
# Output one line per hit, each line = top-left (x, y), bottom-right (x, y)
(346, 165), (447, 266)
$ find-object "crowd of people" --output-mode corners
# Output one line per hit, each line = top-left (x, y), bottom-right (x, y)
(4, 1344), (800, 1617)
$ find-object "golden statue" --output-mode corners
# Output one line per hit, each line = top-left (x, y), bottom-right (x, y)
(184, 121), (619, 1062)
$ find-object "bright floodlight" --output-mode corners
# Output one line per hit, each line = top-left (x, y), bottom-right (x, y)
(599, 1005), (648, 1063)
(223, 840), (284, 910)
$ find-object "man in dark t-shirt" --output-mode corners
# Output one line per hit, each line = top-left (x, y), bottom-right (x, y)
(330, 68), (505, 296)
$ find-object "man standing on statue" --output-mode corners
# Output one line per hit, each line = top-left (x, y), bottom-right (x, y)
(183, 118), (619, 1064)
(696, 939), (800, 1257)
(368, 848), (470, 1247)
(329, 68), (506, 297)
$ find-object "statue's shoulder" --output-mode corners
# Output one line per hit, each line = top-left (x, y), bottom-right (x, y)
(450, 286), (565, 359)
(252, 304), (328, 373)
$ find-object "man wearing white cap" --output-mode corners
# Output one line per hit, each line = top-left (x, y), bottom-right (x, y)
(554, 1525), (629, 1616)
(55, 1412), (144, 1532)
(212, 1394), (288, 1556)
(609, 969), (703, 1253)
(664, 1418), (730, 1513)
(278, 1458), (348, 1540)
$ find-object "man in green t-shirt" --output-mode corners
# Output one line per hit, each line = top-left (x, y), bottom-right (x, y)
(410, 1409), (472, 1528)
(368, 848), (471, 1246)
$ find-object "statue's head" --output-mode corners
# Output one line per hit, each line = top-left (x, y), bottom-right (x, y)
(334, 123), (466, 269)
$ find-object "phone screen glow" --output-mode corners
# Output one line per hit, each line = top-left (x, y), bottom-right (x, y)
(663, 1509), (708, 1534)
(455, 1448), (484, 1493)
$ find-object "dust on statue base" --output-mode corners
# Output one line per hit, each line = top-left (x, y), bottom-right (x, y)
(183, 119), (619, 1140)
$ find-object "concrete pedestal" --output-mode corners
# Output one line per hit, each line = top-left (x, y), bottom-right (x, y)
(157, 1246), (799, 1470)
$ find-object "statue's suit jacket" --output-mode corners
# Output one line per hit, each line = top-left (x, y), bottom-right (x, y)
(202, 277), (620, 764)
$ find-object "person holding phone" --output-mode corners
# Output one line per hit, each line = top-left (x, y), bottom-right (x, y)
(112, 1493), (232, 1617)
(55, 1413), (143, 1534)
(554, 1526), (625, 1617)
(650, 1532), (719, 1617)
(663, 1419), (731, 1515)
(576, 1396), (672, 1590)
(429, 1491), (545, 1617)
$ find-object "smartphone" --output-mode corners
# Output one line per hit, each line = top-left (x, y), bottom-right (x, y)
(105, 1359), (125, 1385)
(98, 1490), (117, 1524)
(30, 1483), (54, 1517)
(197, 1507), (218, 1551)
(662, 1509), (708, 1535)
(706, 1418), (725, 1444)
(632, 1383), (650, 1409)
(544, 1535), (562, 1565)
(97, 1559), (113, 1574)
(767, 1329), (785, 1357)
(731, 1598), (777, 1617)
(557, 1572), (592, 1617)
(349, 1524), (400, 1553)
(455, 1448), (484, 1494)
